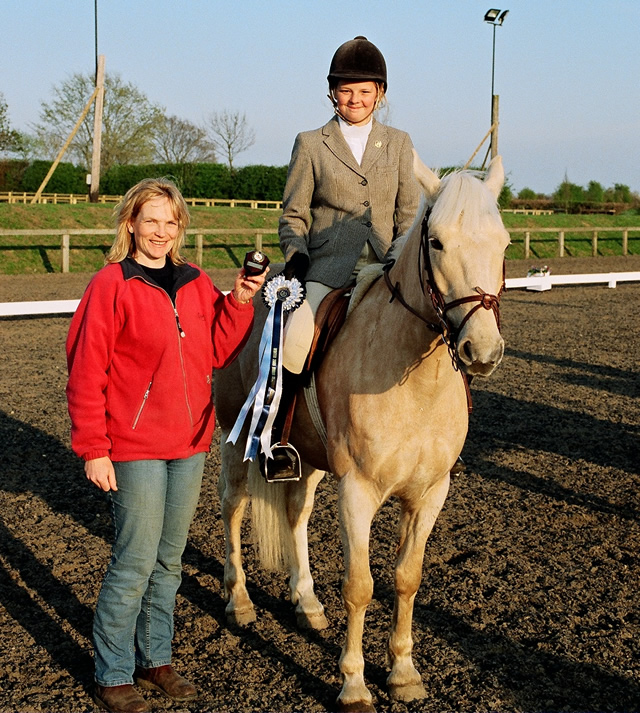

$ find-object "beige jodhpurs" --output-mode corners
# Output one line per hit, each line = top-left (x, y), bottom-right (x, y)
(282, 281), (333, 373)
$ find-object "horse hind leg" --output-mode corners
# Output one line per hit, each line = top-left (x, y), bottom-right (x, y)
(249, 461), (328, 630)
(218, 433), (256, 626)
(386, 474), (450, 703)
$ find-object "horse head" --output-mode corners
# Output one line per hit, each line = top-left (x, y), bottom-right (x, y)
(412, 151), (510, 377)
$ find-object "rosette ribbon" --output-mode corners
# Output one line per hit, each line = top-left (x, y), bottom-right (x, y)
(226, 274), (306, 461)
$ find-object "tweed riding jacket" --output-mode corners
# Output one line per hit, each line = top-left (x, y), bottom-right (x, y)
(278, 116), (421, 289)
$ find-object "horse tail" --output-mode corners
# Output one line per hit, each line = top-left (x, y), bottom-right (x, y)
(248, 460), (293, 571)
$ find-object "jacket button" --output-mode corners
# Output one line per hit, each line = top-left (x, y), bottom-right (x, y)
(365, 221), (372, 227)
(361, 179), (368, 186)
(363, 201), (370, 207)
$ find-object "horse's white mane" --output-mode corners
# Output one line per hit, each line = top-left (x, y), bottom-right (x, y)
(388, 168), (502, 261)
(431, 169), (501, 233)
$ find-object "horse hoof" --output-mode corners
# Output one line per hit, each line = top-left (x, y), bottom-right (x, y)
(225, 607), (256, 627)
(389, 682), (427, 703)
(336, 700), (376, 713)
(296, 610), (329, 630)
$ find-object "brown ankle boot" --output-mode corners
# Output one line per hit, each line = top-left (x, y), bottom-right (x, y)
(93, 684), (149, 713)
(135, 665), (197, 702)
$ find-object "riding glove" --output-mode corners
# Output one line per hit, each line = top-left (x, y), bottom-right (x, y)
(282, 252), (309, 285)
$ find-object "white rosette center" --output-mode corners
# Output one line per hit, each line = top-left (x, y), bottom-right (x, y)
(262, 274), (306, 313)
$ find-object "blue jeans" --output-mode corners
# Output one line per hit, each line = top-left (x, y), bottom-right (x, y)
(93, 453), (206, 686)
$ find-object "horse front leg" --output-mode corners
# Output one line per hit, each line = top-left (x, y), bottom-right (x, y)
(218, 435), (256, 626)
(285, 465), (328, 630)
(387, 474), (450, 702)
(336, 477), (379, 713)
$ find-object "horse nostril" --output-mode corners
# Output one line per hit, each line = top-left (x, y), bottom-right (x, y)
(461, 339), (473, 362)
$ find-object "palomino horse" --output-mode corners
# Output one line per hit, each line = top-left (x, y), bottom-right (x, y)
(214, 153), (509, 712)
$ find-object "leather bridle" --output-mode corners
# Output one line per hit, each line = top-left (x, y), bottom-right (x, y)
(383, 208), (505, 370)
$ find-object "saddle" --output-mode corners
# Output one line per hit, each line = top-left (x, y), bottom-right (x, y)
(260, 284), (353, 483)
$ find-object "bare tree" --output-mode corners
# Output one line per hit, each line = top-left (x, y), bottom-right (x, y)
(153, 115), (217, 164)
(204, 110), (255, 172)
(31, 72), (165, 172)
(0, 92), (23, 156)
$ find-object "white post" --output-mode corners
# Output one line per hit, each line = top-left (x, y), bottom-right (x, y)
(61, 234), (70, 273)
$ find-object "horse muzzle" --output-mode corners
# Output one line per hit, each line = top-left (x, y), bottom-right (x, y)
(456, 331), (504, 377)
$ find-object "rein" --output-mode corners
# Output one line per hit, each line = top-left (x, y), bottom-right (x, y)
(384, 208), (505, 371)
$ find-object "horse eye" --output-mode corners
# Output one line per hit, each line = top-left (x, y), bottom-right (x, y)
(429, 238), (444, 251)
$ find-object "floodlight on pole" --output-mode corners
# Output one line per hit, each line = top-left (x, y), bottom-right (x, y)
(484, 8), (509, 160)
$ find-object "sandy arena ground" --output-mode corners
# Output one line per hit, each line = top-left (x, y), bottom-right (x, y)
(0, 255), (639, 712)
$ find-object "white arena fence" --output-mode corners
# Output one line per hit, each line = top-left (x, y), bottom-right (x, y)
(1, 272), (639, 318)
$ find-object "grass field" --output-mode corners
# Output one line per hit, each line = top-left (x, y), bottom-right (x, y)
(0, 203), (638, 274)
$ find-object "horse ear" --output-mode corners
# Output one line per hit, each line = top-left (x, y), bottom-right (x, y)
(412, 149), (440, 199)
(484, 155), (505, 199)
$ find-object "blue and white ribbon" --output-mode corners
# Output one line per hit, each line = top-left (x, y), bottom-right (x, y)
(226, 275), (305, 461)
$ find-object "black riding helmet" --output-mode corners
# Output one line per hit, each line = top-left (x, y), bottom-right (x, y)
(327, 36), (387, 92)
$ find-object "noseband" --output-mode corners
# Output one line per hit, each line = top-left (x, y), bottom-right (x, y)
(383, 209), (505, 369)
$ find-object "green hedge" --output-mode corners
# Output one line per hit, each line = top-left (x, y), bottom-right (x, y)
(232, 165), (288, 201)
(0, 159), (288, 200)
(0, 159), (29, 191)
(16, 160), (88, 193)
(100, 162), (237, 198)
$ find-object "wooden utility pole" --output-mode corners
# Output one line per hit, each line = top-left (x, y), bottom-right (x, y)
(89, 54), (105, 202)
(491, 94), (500, 159)
(481, 95), (500, 169)
(31, 87), (98, 203)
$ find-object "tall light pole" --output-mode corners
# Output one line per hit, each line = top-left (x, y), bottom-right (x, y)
(484, 8), (508, 161)
(89, 0), (104, 202)
(94, 0), (99, 81)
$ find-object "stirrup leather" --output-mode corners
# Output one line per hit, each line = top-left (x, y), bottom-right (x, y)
(259, 442), (302, 482)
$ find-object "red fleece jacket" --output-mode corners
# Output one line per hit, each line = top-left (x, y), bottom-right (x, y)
(66, 260), (253, 462)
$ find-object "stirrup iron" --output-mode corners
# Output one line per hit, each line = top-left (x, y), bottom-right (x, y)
(259, 442), (302, 482)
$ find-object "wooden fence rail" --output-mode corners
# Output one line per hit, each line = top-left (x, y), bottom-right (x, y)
(0, 192), (282, 209)
(0, 226), (638, 272)
(0, 228), (278, 272)
(508, 226), (640, 258)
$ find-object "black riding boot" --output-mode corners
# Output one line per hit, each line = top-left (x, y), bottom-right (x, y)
(272, 369), (300, 440)
(258, 369), (303, 481)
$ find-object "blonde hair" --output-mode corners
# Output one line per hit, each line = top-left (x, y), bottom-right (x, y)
(106, 177), (191, 265)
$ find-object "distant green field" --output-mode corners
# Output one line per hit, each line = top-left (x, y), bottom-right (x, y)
(0, 203), (638, 274)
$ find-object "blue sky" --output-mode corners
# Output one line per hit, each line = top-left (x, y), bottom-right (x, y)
(3, 0), (639, 194)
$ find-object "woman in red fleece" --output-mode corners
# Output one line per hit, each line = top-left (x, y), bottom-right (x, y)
(66, 178), (266, 713)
